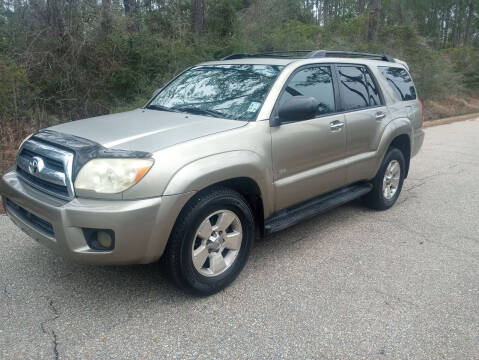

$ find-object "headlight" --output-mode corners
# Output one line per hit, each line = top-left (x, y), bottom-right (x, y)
(74, 158), (154, 194)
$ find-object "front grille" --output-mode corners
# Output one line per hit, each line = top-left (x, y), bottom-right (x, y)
(16, 139), (74, 200)
(6, 198), (55, 237)
(17, 167), (70, 198)
(20, 148), (64, 172)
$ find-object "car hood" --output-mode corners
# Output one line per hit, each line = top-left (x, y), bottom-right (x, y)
(47, 109), (248, 153)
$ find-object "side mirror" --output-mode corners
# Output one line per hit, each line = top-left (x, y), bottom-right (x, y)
(275, 96), (318, 126)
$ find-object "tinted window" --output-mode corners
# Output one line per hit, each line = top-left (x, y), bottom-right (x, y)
(379, 66), (417, 101)
(365, 71), (382, 106)
(338, 65), (382, 110)
(279, 66), (335, 116)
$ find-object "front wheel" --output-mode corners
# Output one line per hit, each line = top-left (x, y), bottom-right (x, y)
(165, 187), (255, 296)
(364, 147), (406, 210)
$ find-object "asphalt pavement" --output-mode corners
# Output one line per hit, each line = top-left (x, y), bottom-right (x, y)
(1, 118), (478, 359)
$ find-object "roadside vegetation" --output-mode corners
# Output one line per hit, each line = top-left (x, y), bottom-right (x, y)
(0, 0), (479, 177)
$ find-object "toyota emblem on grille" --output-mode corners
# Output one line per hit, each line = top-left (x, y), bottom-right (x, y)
(28, 156), (44, 175)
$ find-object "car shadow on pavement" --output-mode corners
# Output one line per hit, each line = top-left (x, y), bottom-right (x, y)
(19, 244), (194, 305)
(5, 200), (369, 308)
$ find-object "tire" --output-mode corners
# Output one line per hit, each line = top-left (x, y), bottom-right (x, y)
(164, 187), (255, 296)
(363, 147), (406, 210)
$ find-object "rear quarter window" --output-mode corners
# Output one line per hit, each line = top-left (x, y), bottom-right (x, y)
(379, 66), (417, 101)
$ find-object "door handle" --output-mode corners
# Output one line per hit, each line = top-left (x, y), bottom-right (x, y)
(330, 120), (345, 132)
(375, 111), (386, 120)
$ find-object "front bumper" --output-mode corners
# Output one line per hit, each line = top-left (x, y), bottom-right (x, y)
(0, 169), (192, 265)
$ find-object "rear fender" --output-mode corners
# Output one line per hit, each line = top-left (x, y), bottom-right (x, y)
(372, 118), (412, 176)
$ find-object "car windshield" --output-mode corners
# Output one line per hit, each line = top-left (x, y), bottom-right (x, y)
(147, 64), (284, 121)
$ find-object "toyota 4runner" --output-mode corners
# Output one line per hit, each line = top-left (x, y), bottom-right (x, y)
(0, 50), (425, 295)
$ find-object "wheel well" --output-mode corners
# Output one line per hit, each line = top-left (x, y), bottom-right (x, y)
(196, 177), (265, 237)
(390, 134), (411, 177)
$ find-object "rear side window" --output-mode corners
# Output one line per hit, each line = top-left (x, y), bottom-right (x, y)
(378, 66), (417, 101)
(364, 72), (382, 106)
(279, 66), (336, 116)
(337, 65), (382, 111)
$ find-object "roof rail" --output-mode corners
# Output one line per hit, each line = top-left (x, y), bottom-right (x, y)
(221, 50), (395, 63)
(221, 50), (313, 60)
(306, 50), (395, 62)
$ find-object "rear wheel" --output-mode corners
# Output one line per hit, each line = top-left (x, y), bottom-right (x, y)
(364, 147), (406, 210)
(165, 187), (255, 296)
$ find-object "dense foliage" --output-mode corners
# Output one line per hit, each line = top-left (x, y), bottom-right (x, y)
(0, 0), (478, 132)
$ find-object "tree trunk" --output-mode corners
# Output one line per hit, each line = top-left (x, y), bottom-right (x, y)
(453, 0), (465, 47)
(367, 0), (381, 42)
(123, 0), (140, 32)
(397, 1), (405, 24)
(464, 1), (474, 45)
(46, 0), (65, 36)
(123, 0), (136, 16)
(443, 7), (451, 47)
(315, 0), (321, 24)
(193, 0), (205, 35)
(101, 0), (112, 33)
(323, 0), (330, 26)
(358, 0), (366, 14)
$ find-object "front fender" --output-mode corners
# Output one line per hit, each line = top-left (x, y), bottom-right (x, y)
(163, 151), (275, 218)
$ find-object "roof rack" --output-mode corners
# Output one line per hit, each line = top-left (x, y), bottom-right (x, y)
(306, 50), (394, 62)
(221, 50), (395, 63)
(221, 50), (313, 60)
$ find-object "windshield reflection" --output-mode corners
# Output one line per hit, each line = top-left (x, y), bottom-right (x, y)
(147, 65), (283, 120)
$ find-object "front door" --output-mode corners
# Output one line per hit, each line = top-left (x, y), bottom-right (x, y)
(271, 65), (348, 211)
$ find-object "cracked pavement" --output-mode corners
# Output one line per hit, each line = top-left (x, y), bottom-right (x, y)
(1, 118), (479, 359)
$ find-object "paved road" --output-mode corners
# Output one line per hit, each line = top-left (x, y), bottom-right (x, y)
(1, 119), (478, 360)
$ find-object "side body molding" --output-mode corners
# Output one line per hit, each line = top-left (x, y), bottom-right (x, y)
(163, 151), (275, 218)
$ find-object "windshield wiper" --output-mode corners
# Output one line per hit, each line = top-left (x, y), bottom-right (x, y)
(145, 104), (179, 112)
(173, 106), (228, 119)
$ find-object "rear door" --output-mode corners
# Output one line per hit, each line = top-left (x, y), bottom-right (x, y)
(271, 65), (348, 211)
(335, 64), (388, 183)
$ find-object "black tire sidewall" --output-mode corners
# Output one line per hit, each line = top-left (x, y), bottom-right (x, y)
(176, 191), (254, 295)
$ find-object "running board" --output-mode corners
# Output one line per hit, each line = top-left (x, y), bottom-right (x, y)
(264, 182), (373, 234)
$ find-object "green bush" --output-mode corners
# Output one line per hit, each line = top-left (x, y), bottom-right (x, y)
(444, 47), (479, 91)
(0, 0), (477, 127)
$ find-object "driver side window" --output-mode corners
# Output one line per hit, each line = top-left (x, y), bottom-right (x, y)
(279, 66), (336, 116)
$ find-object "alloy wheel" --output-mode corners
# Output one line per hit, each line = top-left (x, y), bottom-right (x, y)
(191, 210), (243, 277)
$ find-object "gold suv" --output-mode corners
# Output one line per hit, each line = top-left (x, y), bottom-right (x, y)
(1, 50), (425, 295)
